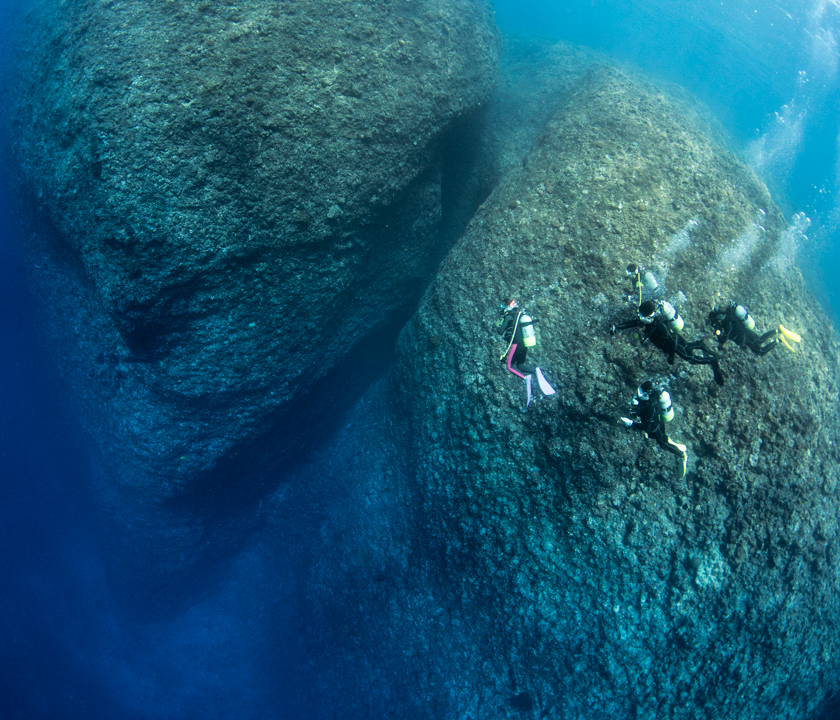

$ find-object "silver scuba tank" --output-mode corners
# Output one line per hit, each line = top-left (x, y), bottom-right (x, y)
(660, 301), (684, 332)
(658, 390), (675, 422)
(735, 304), (756, 331)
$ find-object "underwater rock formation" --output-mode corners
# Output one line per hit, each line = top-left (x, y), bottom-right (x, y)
(3, 0), (497, 594)
(393, 65), (840, 719)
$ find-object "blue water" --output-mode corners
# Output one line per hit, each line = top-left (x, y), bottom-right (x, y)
(494, 0), (840, 322)
(1, 1), (839, 718)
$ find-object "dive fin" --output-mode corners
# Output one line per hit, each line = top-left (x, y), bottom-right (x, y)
(780, 335), (796, 353)
(526, 374), (532, 407)
(779, 324), (802, 343)
(669, 440), (688, 479)
(535, 367), (556, 396)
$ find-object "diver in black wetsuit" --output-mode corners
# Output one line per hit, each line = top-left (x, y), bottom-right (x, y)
(612, 300), (725, 386)
(707, 303), (779, 355)
(621, 381), (688, 478)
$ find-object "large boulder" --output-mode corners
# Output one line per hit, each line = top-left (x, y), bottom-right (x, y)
(394, 65), (840, 719)
(2, 0), (497, 598)
(1, 0), (497, 604)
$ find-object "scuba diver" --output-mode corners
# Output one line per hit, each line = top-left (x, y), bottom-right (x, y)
(707, 302), (802, 354)
(621, 381), (688, 478)
(611, 299), (725, 386)
(497, 298), (556, 406)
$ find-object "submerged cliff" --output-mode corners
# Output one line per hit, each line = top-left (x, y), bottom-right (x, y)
(4, 5), (840, 714)
(386, 65), (840, 719)
(3, 0), (498, 596)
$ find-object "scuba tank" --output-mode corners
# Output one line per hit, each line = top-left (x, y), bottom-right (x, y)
(735, 304), (756, 331)
(658, 390), (675, 422)
(642, 269), (659, 291)
(660, 301), (684, 333)
(521, 312), (537, 347)
(626, 264), (659, 304)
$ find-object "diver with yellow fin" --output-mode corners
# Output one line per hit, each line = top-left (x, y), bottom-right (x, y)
(621, 381), (688, 479)
(707, 303), (802, 354)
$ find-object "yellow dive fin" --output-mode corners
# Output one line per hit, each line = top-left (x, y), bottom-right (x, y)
(780, 335), (795, 352)
(779, 324), (802, 343)
(668, 440), (688, 479)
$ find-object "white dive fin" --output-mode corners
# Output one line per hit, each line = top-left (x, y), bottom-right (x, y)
(535, 367), (556, 396)
(526, 374), (532, 407)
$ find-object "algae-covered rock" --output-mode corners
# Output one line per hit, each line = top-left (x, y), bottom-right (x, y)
(394, 65), (840, 719)
(2, 0), (497, 592)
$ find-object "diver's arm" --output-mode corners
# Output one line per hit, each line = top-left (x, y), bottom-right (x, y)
(612, 317), (643, 333)
(497, 315), (513, 336)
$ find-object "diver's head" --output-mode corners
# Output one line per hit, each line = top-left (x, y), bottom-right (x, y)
(501, 298), (518, 312)
(637, 380), (654, 397)
(638, 300), (657, 324)
(626, 263), (640, 276)
(707, 306), (725, 326)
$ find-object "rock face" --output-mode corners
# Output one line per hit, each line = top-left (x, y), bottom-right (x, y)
(394, 65), (840, 719)
(3, 0), (497, 592)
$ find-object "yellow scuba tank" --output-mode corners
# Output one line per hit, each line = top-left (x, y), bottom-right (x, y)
(660, 301), (684, 333)
(521, 312), (537, 348)
(735, 304), (755, 331)
(658, 390), (675, 422)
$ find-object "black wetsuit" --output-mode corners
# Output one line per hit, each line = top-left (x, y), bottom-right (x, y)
(614, 314), (724, 386)
(708, 305), (777, 356)
(498, 309), (536, 378)
(628, 394), (684, 460)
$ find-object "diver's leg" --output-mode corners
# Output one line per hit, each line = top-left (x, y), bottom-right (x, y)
(505, 344), (527, 379)
(659, 436), (688, 478)
(679, 340), (719, 364)
(513, 346), (536, 376)
(658, 437), (684, 459)
(747, 330), (778, 355)
(680, 341), (725, 385)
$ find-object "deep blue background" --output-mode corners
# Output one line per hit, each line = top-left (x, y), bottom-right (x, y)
(1, 0), (838, 718)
